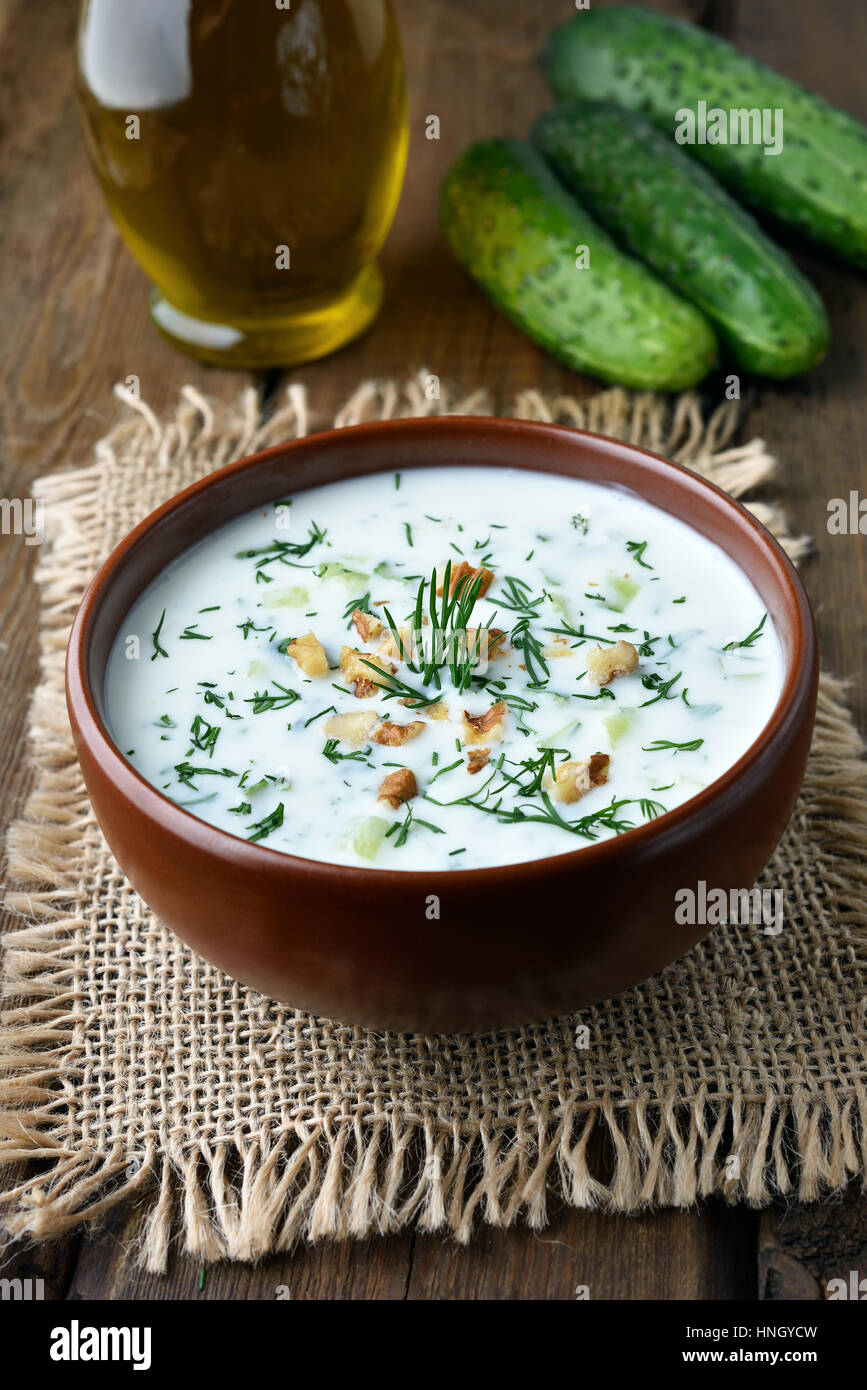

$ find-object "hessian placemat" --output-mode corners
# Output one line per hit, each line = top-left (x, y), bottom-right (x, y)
(1, 373), (865, 1271)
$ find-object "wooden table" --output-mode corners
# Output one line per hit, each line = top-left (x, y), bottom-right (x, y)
(2, 0), (865, 1300)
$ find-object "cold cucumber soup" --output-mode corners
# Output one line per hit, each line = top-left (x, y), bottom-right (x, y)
(105, 466), (784, 871)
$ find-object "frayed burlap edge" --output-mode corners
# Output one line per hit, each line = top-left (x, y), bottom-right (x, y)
(1, 373), (864, 1270)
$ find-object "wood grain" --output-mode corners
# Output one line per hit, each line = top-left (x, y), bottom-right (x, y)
(1, 0), (864, 1300)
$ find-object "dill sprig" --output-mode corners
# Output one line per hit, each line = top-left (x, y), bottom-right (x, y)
(237, 618), (275, 641)
(722, 613), (767, 651)
(385, 803), (444, 848)
(359, 661), (440, 709)
(244, 682), (300, 714)
(363, 560), (493, 698)
(342, 591), (371, 628)
(642, 738), (704, 754)
(151, 610), (168, 661)
(188, 715), (220, 758)
(640, 671), (682, 706)
(174, 762), (238, 790)
(626, 540), (653, 570)
(246, 802), (285, 843)
(495, 576), (549, 686)
(235, 521), (327, 580)
(322, 739), (369, 765)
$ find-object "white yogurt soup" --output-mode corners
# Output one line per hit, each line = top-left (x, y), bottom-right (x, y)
(105, 465), (785, 871)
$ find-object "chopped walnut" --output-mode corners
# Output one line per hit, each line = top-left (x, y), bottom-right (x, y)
(352, 679), (378, 699)
(437, 560), (494, 599)
(377, 624), (415, 662)
(377, 767), (418, 809)
(285, 632), (329, 678)
(462, 699), (507, 745)
(322, 711), (378, 747)
(372, 720), (426, 747)
(466, 747), (491, 775)
(351, 608), (383, 643)
(400, 699), (449, 720)
(586, 640), (639, 686)
(543, 752), (610, 804)
(340, 645), (393, 686)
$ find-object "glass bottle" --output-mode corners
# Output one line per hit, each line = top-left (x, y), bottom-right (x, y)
(76, 0), (408, 368)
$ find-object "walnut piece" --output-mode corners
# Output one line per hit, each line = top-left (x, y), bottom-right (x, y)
(323, 711), (378, 747)
(377, 624), (415, 662)
(466, 747), (491, 775)
(285, 632), (329, 678)
(352, 679), (378, 699)
(372, 721), (426, 747)
(377, 767), (418, 809)
(399, 699), (449, 720)
(586, 640), (639, 686)
(437, 560), (494, 599)
(461, 699), (507, 745)
(351, 608), (383, 643)
(543, 753), (610, 805)
(340, 645), (392, 686)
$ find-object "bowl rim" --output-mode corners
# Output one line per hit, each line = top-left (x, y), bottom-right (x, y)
(66, 414), (817, 887)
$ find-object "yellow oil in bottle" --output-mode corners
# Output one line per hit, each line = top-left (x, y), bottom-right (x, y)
(76, 0), (408, 367)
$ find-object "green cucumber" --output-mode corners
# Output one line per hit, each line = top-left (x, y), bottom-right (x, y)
(543, 6), (867, 268)
(440, 138), (717, 391)
(533, 102), (830, 377)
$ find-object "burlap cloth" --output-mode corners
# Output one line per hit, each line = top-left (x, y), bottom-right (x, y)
(1, 373), (865, 1271)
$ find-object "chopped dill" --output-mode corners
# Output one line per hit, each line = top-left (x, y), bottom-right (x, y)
(723, 613), (767, 651)
(246, 802), (285, 843)
(151, 609), (168, 661)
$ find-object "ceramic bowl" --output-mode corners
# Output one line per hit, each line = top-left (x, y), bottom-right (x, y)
(66, 417), (818, 1031)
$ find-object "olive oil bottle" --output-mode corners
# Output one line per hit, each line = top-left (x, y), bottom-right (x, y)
(76, 0), (408, 367)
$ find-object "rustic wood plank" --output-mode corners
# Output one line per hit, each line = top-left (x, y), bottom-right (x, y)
(723, 0), (867, 1299)
(66, 1175), (756, 1301)
(69, 1198), (416, 1301)
(406, 1202), (756, 1300)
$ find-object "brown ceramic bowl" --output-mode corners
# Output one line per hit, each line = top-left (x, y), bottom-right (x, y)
(66, 417), (818, 1032)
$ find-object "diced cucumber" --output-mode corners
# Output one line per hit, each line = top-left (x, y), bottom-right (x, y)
(606, 572), (640, 611)
(538, 718), (581, 749)
(351, 816), (390, 861)
(317, 563), (369, 588)
(263, 586), (310, 609)
(604, 708), (635, 746)
(374, 561), (410, 582)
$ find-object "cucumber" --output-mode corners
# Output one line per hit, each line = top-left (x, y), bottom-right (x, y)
(533, 102), (830, 377)
(440, 139), (717, 391)
(543, 7), (867, 268)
